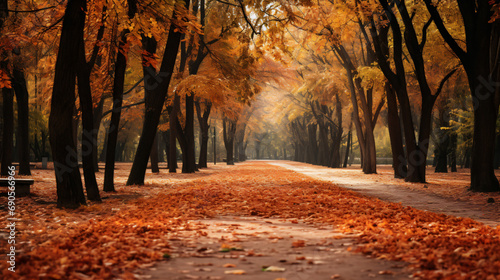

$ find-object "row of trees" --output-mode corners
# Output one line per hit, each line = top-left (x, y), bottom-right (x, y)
(0, 0), (297, 208)
(274, 0), (499, 192)
(0, 0), (499, 209)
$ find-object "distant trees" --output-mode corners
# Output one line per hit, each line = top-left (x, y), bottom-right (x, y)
(280, 0), (498, 190)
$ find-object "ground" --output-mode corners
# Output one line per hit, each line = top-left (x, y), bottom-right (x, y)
(1, 161), (500, 279)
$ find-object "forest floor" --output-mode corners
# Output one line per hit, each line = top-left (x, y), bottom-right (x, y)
(1, 161), (500, 280)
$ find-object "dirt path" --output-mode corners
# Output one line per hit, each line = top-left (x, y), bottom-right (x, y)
(268, 160), (500, 227)
(141, 217), (410, 280)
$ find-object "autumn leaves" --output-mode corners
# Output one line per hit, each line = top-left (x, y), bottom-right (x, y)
(3, 162), (499, 279)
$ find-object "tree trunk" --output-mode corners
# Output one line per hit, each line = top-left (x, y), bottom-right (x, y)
(449, 132), (457, 172)
(306, 124), (318, 164)
(223, 117), (237, 165)
(424, 0), (500, 191)
(77, 43), (101, 202)
(434, 107), (449, 173)
(386, 83), (407, 178)
(494, 135), (500, 169)
(150, 133), (159, 173)
(468, 46), (500, 191)
(1, 87), (13, 176)
(169, 96), (179, 173)
(195, 101), (211, 168)
(182, 93), (197, 173)
(100, 126), (108, 162)
(49, 0), (87, 208)
(104, 29), (132, 191)
(92, 97), (104, 171)
(343, 130), (351, 168)
(470, 88), (499, 191)
(127, 0), (190, 185)
(330, 96), (343, 168)
(12, 66), (31, 175)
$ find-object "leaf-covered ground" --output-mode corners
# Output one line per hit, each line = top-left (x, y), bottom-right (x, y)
(1, 162), (500, 279)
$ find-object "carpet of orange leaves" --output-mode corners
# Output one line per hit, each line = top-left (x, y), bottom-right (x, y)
(1, 162), (500, 279)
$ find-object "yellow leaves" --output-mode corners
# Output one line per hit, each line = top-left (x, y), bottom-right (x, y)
(356, 64), (385, 90)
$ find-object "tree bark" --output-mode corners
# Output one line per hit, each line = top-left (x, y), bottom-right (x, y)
(343, 130), (351, 168)
(92, 97), (104, 171)
(150, 133), (159, 173)
(105, 31), (136, 191)
(223, 117), (237, 165)
(195, 101), (211, 168)
(449, 132), (458, 172)
(180, 93), (197, 173)
(306, 124), (318, 164)
(49, 0), (87, 208)
(386, 82), (407, 178)
(1, 87), (13, 176)
(12, 65), (31, 175)
(77, 43), (101, 202)
(330, 95), (343, 168)
(435, 103), (450, 173)
(169, 96), (179, 173)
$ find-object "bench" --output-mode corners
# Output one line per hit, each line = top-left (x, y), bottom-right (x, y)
(0, 178), (34, 197)
(12, 163), (36, 168)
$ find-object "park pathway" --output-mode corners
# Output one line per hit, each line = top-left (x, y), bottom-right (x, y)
(268, 160), (500, 227)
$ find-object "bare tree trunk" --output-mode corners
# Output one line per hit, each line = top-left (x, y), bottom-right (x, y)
(1, 87), (13, 176)
(223, 117), (237, 165)
(195, 101), (211, 168)
(386, 83), (407, 178)
(77, 43), (100, 202)
(104, 0), (137, 191)
(150, 133), (159, 173)
(12, 65), (31, 175)
(49, 0), (87, 208)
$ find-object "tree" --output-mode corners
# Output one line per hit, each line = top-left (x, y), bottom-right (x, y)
(12, 55), (31, 176)
(76, 0), (107, 201)
(423, 0), (500, 191)
(127, 0), (192, 185)
(363, 0), (458, 182)
(49, 0), (87, 208)
(103, 0), (137, 192)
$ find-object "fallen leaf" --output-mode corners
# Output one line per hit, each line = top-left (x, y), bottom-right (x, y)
(263, 266), (286, 272)
(224, 270), (246, 275)
(292, 240), (306, 248)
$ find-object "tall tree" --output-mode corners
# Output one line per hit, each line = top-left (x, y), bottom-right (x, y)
(49, 0), (88, 208)
(103, 0), (137, 191)
(127, 0), (191, 185)
(12, 54), (31, 176)
(365, 0), (457, 182)
(75, 2), (108, 201)
(423, 0), (500, 191)
(0, 0), (13, 177)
